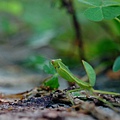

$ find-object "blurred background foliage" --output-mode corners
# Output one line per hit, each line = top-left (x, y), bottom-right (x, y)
(0, 0), (120, 94)
(0, 0), (120, 69)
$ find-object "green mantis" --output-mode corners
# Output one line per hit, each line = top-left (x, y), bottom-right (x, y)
(51, 59), (120, 111)
(51, 59), (93, 90)
(51, 59), (120, 95)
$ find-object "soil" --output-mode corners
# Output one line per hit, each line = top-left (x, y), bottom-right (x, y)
(0, 86), (120, 120)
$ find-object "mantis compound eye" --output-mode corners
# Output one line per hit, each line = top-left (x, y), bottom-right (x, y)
(51, 60), (55, 64)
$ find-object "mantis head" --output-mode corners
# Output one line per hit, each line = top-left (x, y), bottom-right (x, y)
(51, 59), (74, 82)
(51, 59), (62, 69)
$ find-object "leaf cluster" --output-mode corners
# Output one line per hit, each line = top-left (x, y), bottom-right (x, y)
(78, 0), (120, 21)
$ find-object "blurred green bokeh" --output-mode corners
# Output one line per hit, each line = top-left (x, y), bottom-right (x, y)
(0, 0), (120, 67)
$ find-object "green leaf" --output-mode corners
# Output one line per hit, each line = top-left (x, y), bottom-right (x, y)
(43, 62), (56, 74)
(82, 60), (96, 87)
(78, 0), (102, 6)
(78, 0), (120, 6)
(84, 6), (120, 21)
(103, 6), (120, 19)
(43, 64), (51, 74)
(30, 55), (46, 64)
(44, 76), (59, 89)
(79, 0), (120, 21)
(24, 55), (47, 70)
(84, 7), (103, 21)
(113, 56), (120, 72)
(103, 1), (120, 6)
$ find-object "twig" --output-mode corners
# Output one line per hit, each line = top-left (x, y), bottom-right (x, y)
(60, 0), (85, 60)
(73, 100), (117, 120)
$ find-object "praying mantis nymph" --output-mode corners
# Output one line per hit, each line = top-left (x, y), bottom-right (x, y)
(51, 59), (120, 111)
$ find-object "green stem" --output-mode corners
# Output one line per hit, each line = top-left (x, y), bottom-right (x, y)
(115, 17), (120, 23)
(93, 89), (120, 96)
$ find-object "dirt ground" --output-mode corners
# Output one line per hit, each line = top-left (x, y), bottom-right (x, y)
(0, 86), (120, 120)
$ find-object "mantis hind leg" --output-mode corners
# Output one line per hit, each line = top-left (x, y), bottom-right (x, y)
(93, 89), (120, 96)
(66, 88), (92, 105)
(66, 88), (120, 113)
(93, 95), (120, 113)
(92, 89), (120, 112)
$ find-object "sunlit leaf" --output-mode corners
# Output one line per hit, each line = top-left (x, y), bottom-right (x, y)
(82, 60), (96, 86)
(113, 56), (120, 72)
